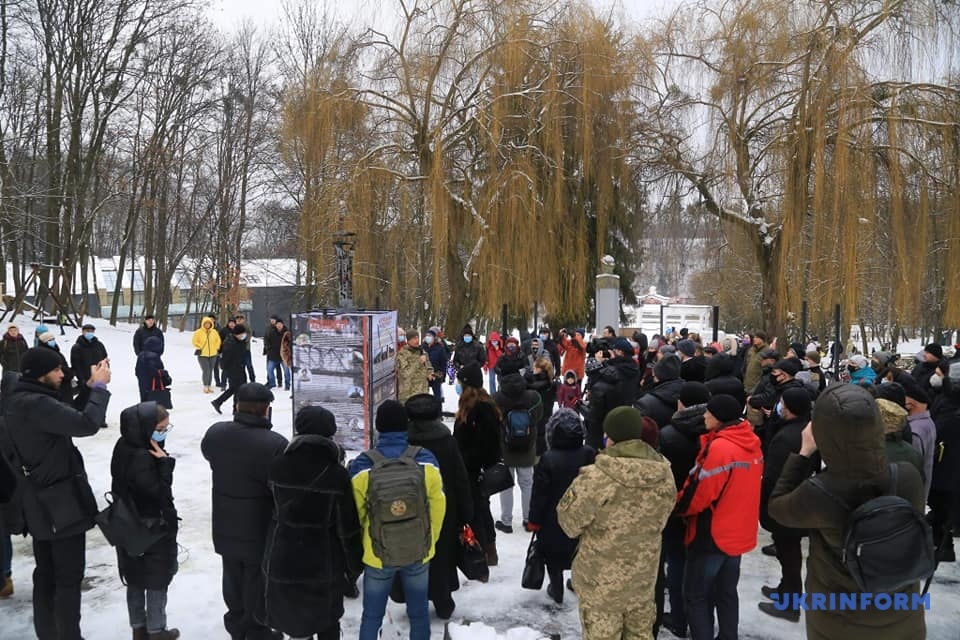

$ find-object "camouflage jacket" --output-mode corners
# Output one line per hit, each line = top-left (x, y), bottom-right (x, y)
(557, 439), (676, 610)
(396, 345), (433, 403)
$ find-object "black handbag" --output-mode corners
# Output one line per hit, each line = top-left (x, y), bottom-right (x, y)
(147, 372), (173, 409)
(521, 533), (545, 590)
(95, 492), (166, 557)
(35, 474), (94, 534)
(478, 462), (514, 497)
(457, 525), (489, 582)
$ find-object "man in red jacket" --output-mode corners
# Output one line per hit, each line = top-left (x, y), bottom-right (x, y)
(675, 394), (763, 640)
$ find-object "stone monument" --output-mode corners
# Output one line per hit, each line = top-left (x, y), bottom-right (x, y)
(595, 255), (620, 333)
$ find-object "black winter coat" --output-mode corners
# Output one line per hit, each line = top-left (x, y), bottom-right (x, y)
(659, 403), (707, 490)
(111, 402), (178, 590)
(0, 333), (28, 372)
(452, 340), (486, 370)
(37, 342), (77, 405)
(453, 401), (502, 477)
(760, 415), (815, 538)
(219, 335), (248, 384)
(525, 369), (556, 456)
(541, 338), (562, 378)
(680, 355), (707, 383)
(528, 425), (595, 570)
(635, 378), (685, 429)
(135, 336), (166, 401)
(0, 372), (25, 534)
(201, 412), (289, 560)
(133, 324), (164, 356)
(263, 326), (283, 361)
(705, 354), (746, 406)
(408, 414), (473, 603)
(5, 379), (109, 539)
(70, 336), (108, 385)
(931, 386), (960, 494)
(262, 435), (363, 637)
(495, 350), (526, 378)
(585, 361), (622, 449)
(493, 374), (543, 467)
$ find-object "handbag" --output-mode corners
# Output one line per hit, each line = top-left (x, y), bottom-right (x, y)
(521, 532), (545, 589)
(457, 525), (489, 582)
(95, 492), (166, 557)
(35, 474), (94, 534)
(478, 462), (514, 497)
(146, 372), (173, 409)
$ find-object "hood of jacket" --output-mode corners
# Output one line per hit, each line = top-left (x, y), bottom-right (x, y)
(705, 353), (736, 380)
(700, 419), (762, 458)
(143, 336), (164, 356)
(546, 408), (585, 449)
(812, 383), (886, 480)
(487, 331), (501, 344)
(610, 355), (639, 378)
(408, 417), (451, 443)
(671, 403), (707, 438)
(593, 440), (672, 488)
(120, 401), (160, 449)
(201, 318), (214, 330)
(283, 433), (341, 464)
(499, 372), (528, 398)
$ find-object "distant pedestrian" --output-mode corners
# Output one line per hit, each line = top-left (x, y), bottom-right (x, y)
(0, 325), (29, 374)
(133, 315), (164, 357)
(192, 317), (221, 394)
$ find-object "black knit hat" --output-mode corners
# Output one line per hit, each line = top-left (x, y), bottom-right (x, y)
(295, 405), (337, 437)
(780, 387), (811, 417)
(924, 343), (943, 360)
(772, 359), (801, 378)
(232, 324), (248, 335)
(375, 400), (408, 432)
(677, 339), (696, 357)
(679, 381), (711, 407)
(874, 381), (907, 409)
(457, 361), (483, 389)
(706, 394), (742, 424)
(21, 347), (63, 380)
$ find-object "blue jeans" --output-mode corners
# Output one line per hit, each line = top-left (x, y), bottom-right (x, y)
(127, 586), (168, 633)
(487, 369), (498, 393)
(266, 359), (282, 388)
(360, 562), (430, 640)
(684, 550), (741, 640)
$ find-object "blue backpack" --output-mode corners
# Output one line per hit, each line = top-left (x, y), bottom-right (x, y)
(503, 396), (541, 452)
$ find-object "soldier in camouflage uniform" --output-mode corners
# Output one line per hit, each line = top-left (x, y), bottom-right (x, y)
(397, 330), (434, 403)
(557, 406), (676, 639)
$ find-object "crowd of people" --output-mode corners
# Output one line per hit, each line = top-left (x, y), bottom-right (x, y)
(0, 316), (957, 640)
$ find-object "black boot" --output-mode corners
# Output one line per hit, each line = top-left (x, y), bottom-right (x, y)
(758, 601), (800, 622)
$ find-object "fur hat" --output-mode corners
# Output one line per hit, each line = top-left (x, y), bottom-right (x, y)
(679, 381), (711, 408)
(457, 361), (483, 389)
(375, 400), (408, 433)
(706, 394), (743, 424)
(876, 398), (908, 435)
(677, 339), (697, 357)
(21, 347), (63, 380)
(654, 355), (681, 382)
(295, 405), (337, 437)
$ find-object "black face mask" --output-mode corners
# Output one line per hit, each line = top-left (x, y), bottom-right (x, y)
(847, 364), (857, 373)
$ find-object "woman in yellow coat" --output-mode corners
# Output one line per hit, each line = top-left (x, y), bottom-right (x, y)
(192, 317), (222, 393)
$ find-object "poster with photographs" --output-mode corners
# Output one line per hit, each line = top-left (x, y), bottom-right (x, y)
(290, 310), (397, 451)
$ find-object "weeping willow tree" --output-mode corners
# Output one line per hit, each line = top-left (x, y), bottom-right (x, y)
(634, 0), (960, 341)
(283, 0), (643, 329)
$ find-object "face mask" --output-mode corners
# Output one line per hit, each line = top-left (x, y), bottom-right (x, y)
(455, 382), (463, 395)
(774, 401), (783, 416)
(152, 430), (167, 443)
(539, 334), (547, 341)
(507, 344), (518, 353)
(83, 332), (95, 341)
(491, 341), (499, 347)
(424, 335), (434, 345)
(463, 336), (473, 344)
(930, 373), (943, 388)
(47, 339), (57, 347)
(880, 378), (892, 385)
(236, 334), (246, 341)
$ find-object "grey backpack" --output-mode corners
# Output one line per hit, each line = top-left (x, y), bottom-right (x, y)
(365, 446), (431, 567)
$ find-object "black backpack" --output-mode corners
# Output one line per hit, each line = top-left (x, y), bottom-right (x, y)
(810, 463), (936, 593)
(503, 395), (541, 452)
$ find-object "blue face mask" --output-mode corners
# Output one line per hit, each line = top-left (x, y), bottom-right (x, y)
(152, 430), (167, 443)
(463, 336), (473, 344)
(539, 334), (547, 341)
(774, 401), (783, 417)
(83, 332), (95, 341)
(47, 339), (57, 347)
(455, 383), (463, 395)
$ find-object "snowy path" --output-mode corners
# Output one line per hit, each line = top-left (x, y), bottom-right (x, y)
(1, 321), (957, 639)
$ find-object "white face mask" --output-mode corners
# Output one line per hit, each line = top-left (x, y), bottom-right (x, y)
(424, 335), (434, 345)
(930, 373), (943, 389)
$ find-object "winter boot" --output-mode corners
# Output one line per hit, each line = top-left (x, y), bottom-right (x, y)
(0, 575), (12, 598)
(494, 521), (513, 534)
(483, 542), (499, 567)
(211, 400), (222, 414)
(758, 601), (800, 622)
(761, 543), (777, 557)
(433, 596), (456, 620)
(132, 628), (148, 640)
(761, 584), (781, 599)
(147, 629), (180, 640)
(546, 581), (563, 604)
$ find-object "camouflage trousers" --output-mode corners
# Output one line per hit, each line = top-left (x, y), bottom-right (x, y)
(578, 601), (655, 640)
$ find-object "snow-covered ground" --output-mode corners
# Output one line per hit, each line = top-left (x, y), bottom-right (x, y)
(1, 320), (958, 639)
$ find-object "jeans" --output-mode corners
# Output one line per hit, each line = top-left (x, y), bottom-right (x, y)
(683, 550), (741, 640)
(488, 369), (498, 394)
(266, 359), (283, 388)
(32, 533), (86, 640)
(280, 362), (291, 389)
(127, 586), (168, 633)
(498, 466), (533, 526)
(198, 355), (217, 387)
(359, 562), (430, 640)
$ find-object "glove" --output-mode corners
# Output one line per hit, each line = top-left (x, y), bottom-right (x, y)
(526, 522), (541, 532)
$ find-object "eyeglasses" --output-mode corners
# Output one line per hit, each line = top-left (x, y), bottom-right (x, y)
(157, 424), (174, 432)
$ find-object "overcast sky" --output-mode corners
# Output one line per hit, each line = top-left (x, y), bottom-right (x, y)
(206, 0), (680, 33)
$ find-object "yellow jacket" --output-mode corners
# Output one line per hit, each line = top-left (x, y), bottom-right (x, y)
(348, 433), (445, 568)
(192, 319), (221, 357)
